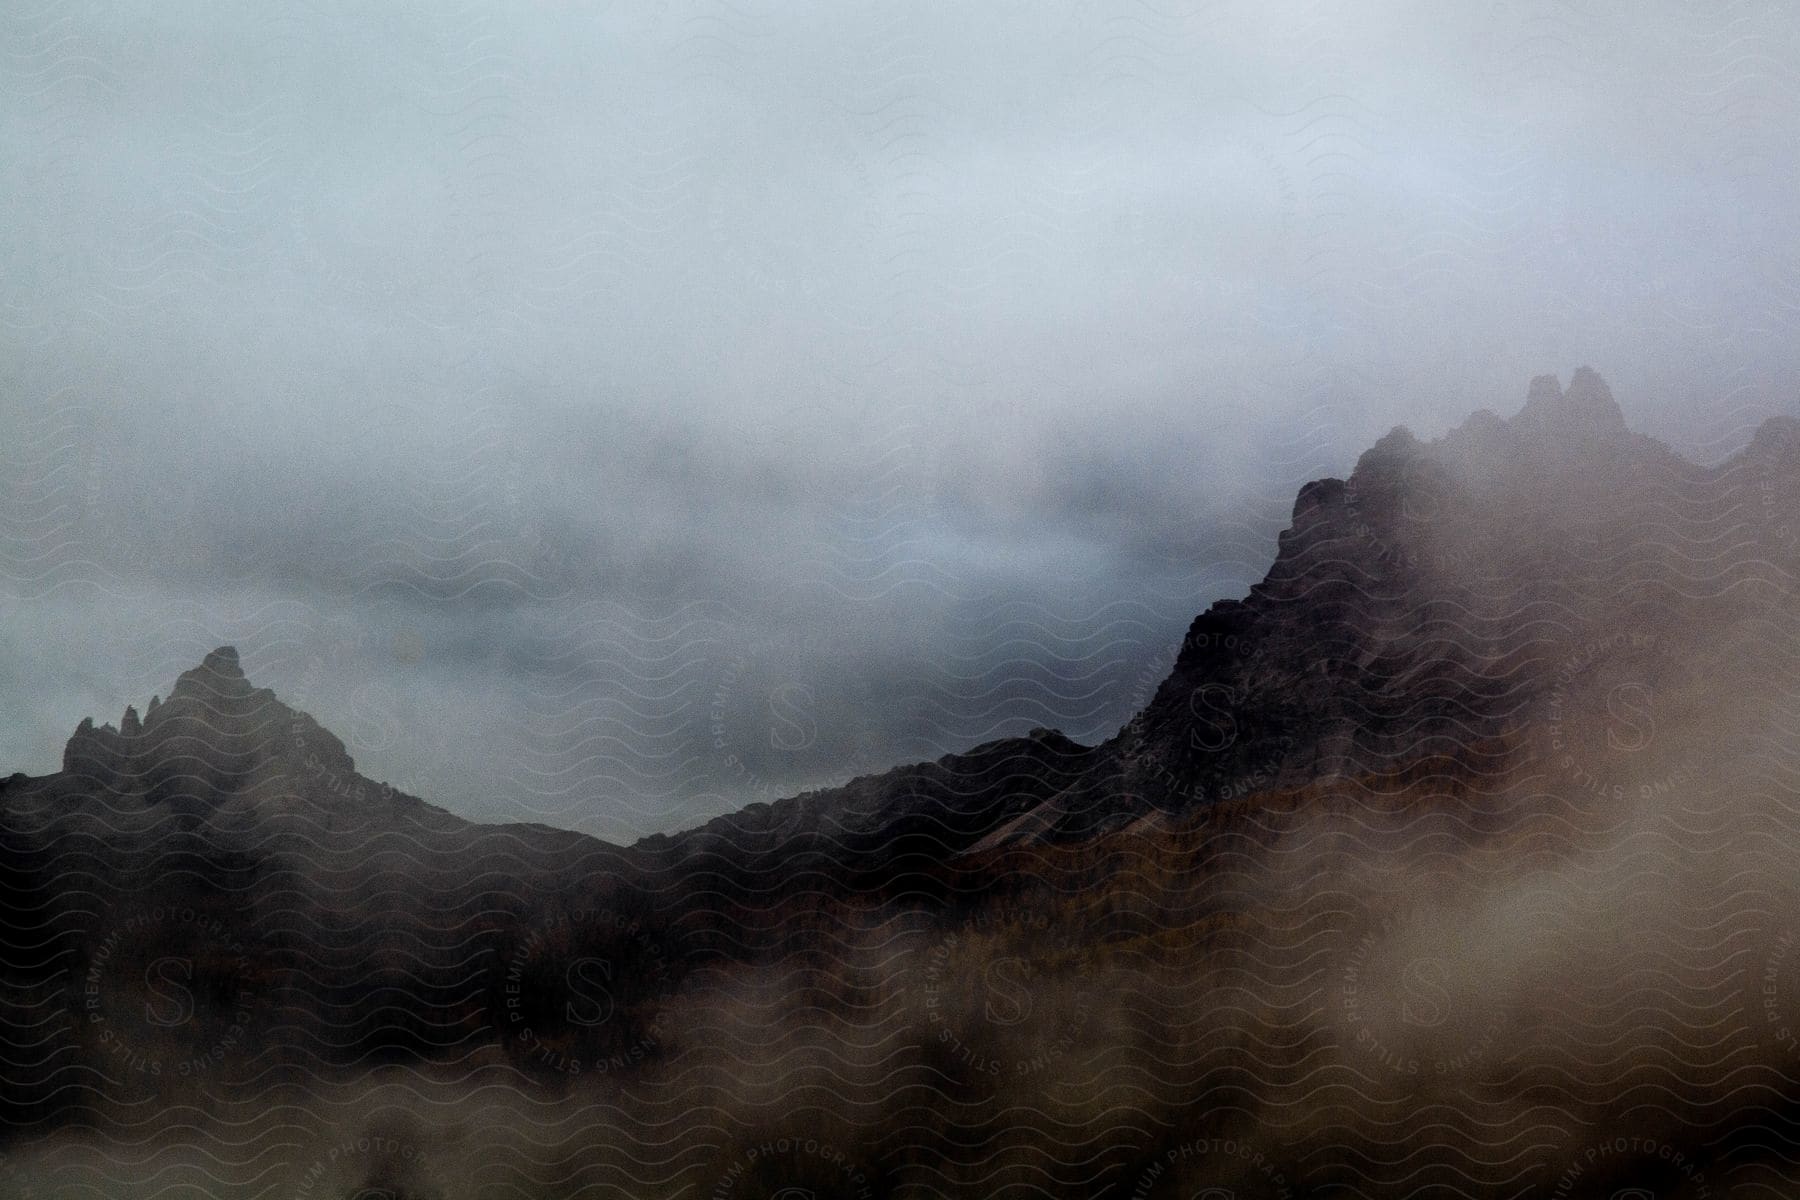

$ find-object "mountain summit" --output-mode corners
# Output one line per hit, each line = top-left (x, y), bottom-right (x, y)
(1513, 365), (1628, 441)
(24, 370), (1798, 873)
(35, 370), (1795, 870)
(62, 644), (364, 813)
(30, 643), (602, 888)
(985, 369), (1794, 844)
(605, 369), (1800, 873)
(7, 370), (1800, 1199)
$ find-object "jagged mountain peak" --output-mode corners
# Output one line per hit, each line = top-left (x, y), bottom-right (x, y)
(1334, 369), (1683, 562)
(203, 644), (241, 674)
(1083, 368), (1800, 847)
(27, 371), (1800, 871)
(1526, 371), (1564, 405)
(1352, 369), (1633, 488)
(1514, 364), (1628, 440)
(168, 644), (252, 703)
(60, 647), (360, 809)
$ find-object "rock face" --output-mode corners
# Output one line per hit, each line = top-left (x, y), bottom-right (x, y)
(752, 367), (1791, 853)
(6, 369), (1800, 1199)
(59, 642), (363, 815)
(21, 369), (1798, 879)
(570, 368), (1800, 877)
(1037, 370), (1788, 838)
(1, 647), (617, 1117)
(1512, 365), (1628, 443)
(22, 645), (604, 893)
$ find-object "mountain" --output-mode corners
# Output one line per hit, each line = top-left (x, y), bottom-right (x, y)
(5, 368), (1800, 1197)
(7, 641), (610, 920)
(15, 368), (1790, 891)
(1071, 367), (1781, 825)
(0, 642), (624, 1129)
(641, 367), (1800, 865)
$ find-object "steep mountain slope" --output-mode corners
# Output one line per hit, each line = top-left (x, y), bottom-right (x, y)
(656, 368), (1800, 862)
(0, 645), (622, 1129)
(30, 644), (600, 866)
(12, 368), (1788, 904)
(5, 369), (1800, 1197)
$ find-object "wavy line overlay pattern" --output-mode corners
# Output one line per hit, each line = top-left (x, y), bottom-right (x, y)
(8, 2), (1800, 1198)
(7, 383), (1800, 1196)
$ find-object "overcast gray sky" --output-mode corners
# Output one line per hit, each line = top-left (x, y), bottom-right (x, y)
(4, 0), (1799, 839)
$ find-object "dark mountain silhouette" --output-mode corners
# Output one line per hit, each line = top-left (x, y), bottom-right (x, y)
(5, 369), (1800, 1197)
(51, 643), (592, 858)
(643, 367), (1799, 865)
(14, 369), (1792, 894)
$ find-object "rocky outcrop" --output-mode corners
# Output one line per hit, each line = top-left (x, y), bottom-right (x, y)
(965, 369), (1800, 845)
(29, 640), (609, 870)
(8, 368), (1800, 1197)
(32, 370), (1798, 875)
(552, 368), (1799, 871)
(57, 643), (358, 809)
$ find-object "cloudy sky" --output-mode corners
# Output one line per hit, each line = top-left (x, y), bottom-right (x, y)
(4, 0), (1799, 840)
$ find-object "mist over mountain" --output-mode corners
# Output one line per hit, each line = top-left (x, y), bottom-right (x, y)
(4, 371), (1799, 1197)
(15, 0), (1800, 840)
